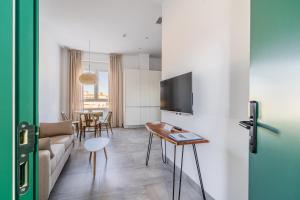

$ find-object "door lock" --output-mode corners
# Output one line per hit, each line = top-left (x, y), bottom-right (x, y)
(239, 101), (258, 154)
(17, 122), (36, 194)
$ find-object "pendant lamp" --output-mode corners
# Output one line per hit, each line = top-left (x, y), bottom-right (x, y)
(79, 41), (97, 85)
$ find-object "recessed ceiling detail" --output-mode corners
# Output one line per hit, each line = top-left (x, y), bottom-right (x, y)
(156, 17), (162, 25)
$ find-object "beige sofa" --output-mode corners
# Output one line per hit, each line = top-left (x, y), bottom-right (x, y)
(39, 121), (75, 200)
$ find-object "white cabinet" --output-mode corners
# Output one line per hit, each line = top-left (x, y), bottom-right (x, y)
(124, 107), (140, 126)
(140, 70), (150, 106)
(149, 71), (161, 106)
(124, 69), (140, 107)
(124, 69), (161, 127)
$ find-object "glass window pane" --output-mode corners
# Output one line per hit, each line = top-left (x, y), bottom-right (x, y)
(84, 101), (108, 110)
(83, 85), (95, 100)
(97, 71), (109, 101)
(83, 65), (109, 110)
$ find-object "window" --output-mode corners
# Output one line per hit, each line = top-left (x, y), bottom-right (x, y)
(82, 62), (109, 111)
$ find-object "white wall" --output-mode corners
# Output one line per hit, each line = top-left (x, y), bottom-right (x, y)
(39, 22), (61, 122)
(162, 0), (250, 200)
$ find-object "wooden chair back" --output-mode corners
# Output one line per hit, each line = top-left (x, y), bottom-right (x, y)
(61, 112), (69, 121)
(79, 113), (88, 126)
(90, 112), (101, 126)
(104, 111), (112, 123)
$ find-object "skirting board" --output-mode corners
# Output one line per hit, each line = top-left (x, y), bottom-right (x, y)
(123, 125), (145, 129)
(165, 157), (215, 200)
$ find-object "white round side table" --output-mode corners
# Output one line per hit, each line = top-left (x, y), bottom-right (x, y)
(84, 137), (110, 177)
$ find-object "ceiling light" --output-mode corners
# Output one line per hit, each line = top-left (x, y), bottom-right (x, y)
(79, 41), (97, 85)
(79, 72), (97, 85)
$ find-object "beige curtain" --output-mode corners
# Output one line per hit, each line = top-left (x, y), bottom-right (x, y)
(68, 49), (83, 120)
(109, 54), (123, 127)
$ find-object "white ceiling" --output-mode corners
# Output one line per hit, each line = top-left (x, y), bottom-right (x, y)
(40, 0), (162, 57)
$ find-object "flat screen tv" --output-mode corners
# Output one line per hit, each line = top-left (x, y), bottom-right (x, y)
(160, 72), (193, 114)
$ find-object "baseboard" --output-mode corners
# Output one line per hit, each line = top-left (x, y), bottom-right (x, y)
(123, 125), (144, 129)
(165, 157), (215, 200)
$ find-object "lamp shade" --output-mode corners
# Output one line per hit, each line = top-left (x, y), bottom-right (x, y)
(79, 72), (97, 85)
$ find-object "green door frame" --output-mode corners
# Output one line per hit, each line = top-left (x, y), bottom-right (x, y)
(0, 0), (39, 199)
(0, 0), (14, 199)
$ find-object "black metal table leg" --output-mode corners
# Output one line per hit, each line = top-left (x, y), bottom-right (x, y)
(165, 140), (167, 163)
(192, 144), (206, 200)
(145, 132), (153, 166)
(172, 145), (177, 200)
(178, 145), (185, 200)
(161, 139), (167, 164)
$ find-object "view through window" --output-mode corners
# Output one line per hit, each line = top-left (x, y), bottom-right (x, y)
(83, 65), (109, 110)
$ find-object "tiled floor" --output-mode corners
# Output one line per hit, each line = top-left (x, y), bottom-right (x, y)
(49, 128), (209, 200)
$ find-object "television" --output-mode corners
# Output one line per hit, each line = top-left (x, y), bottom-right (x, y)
(160, 72), (193, 114)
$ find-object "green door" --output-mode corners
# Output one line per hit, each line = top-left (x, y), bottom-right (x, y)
(0, 0), (39, 199)
(0, 0), (14, 199)
(249, 0), (300, 199)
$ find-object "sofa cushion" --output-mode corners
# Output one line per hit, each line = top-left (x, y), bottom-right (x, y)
(50, 144), (65, 174)
(39, 138), (54, 159)
(39, 121), (73, 138)
(50, 135), (74, 150)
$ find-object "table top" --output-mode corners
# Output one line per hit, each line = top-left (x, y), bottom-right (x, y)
(84, 137), (110, 152)
(145, 122), (209, 146)
(75, 110), (103, 114)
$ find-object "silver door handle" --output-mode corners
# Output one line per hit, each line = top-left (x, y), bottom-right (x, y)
(238, 101), (258, 154)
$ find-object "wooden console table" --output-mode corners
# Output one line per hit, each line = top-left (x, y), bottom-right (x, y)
(145, 122), (209, 200)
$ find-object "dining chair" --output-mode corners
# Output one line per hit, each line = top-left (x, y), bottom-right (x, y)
(98, 111), (113, 137)
(61, 112), (80, 137)
(79, 112), (101, 141)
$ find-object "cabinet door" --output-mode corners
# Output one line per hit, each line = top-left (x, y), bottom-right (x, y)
(124, 107), (140, 126)
(140, 107), (150, 125)
(149, 71), (161, 106)
(140, 70), (150, 106)
(124, 69), (140, 107)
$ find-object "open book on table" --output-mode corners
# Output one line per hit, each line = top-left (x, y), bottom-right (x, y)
(169, 132), (203, 142)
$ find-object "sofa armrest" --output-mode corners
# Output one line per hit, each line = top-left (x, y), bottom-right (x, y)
(39, 150), (50, 200)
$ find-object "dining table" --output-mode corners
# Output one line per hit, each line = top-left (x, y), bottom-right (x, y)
(74, 110), (105, 140)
